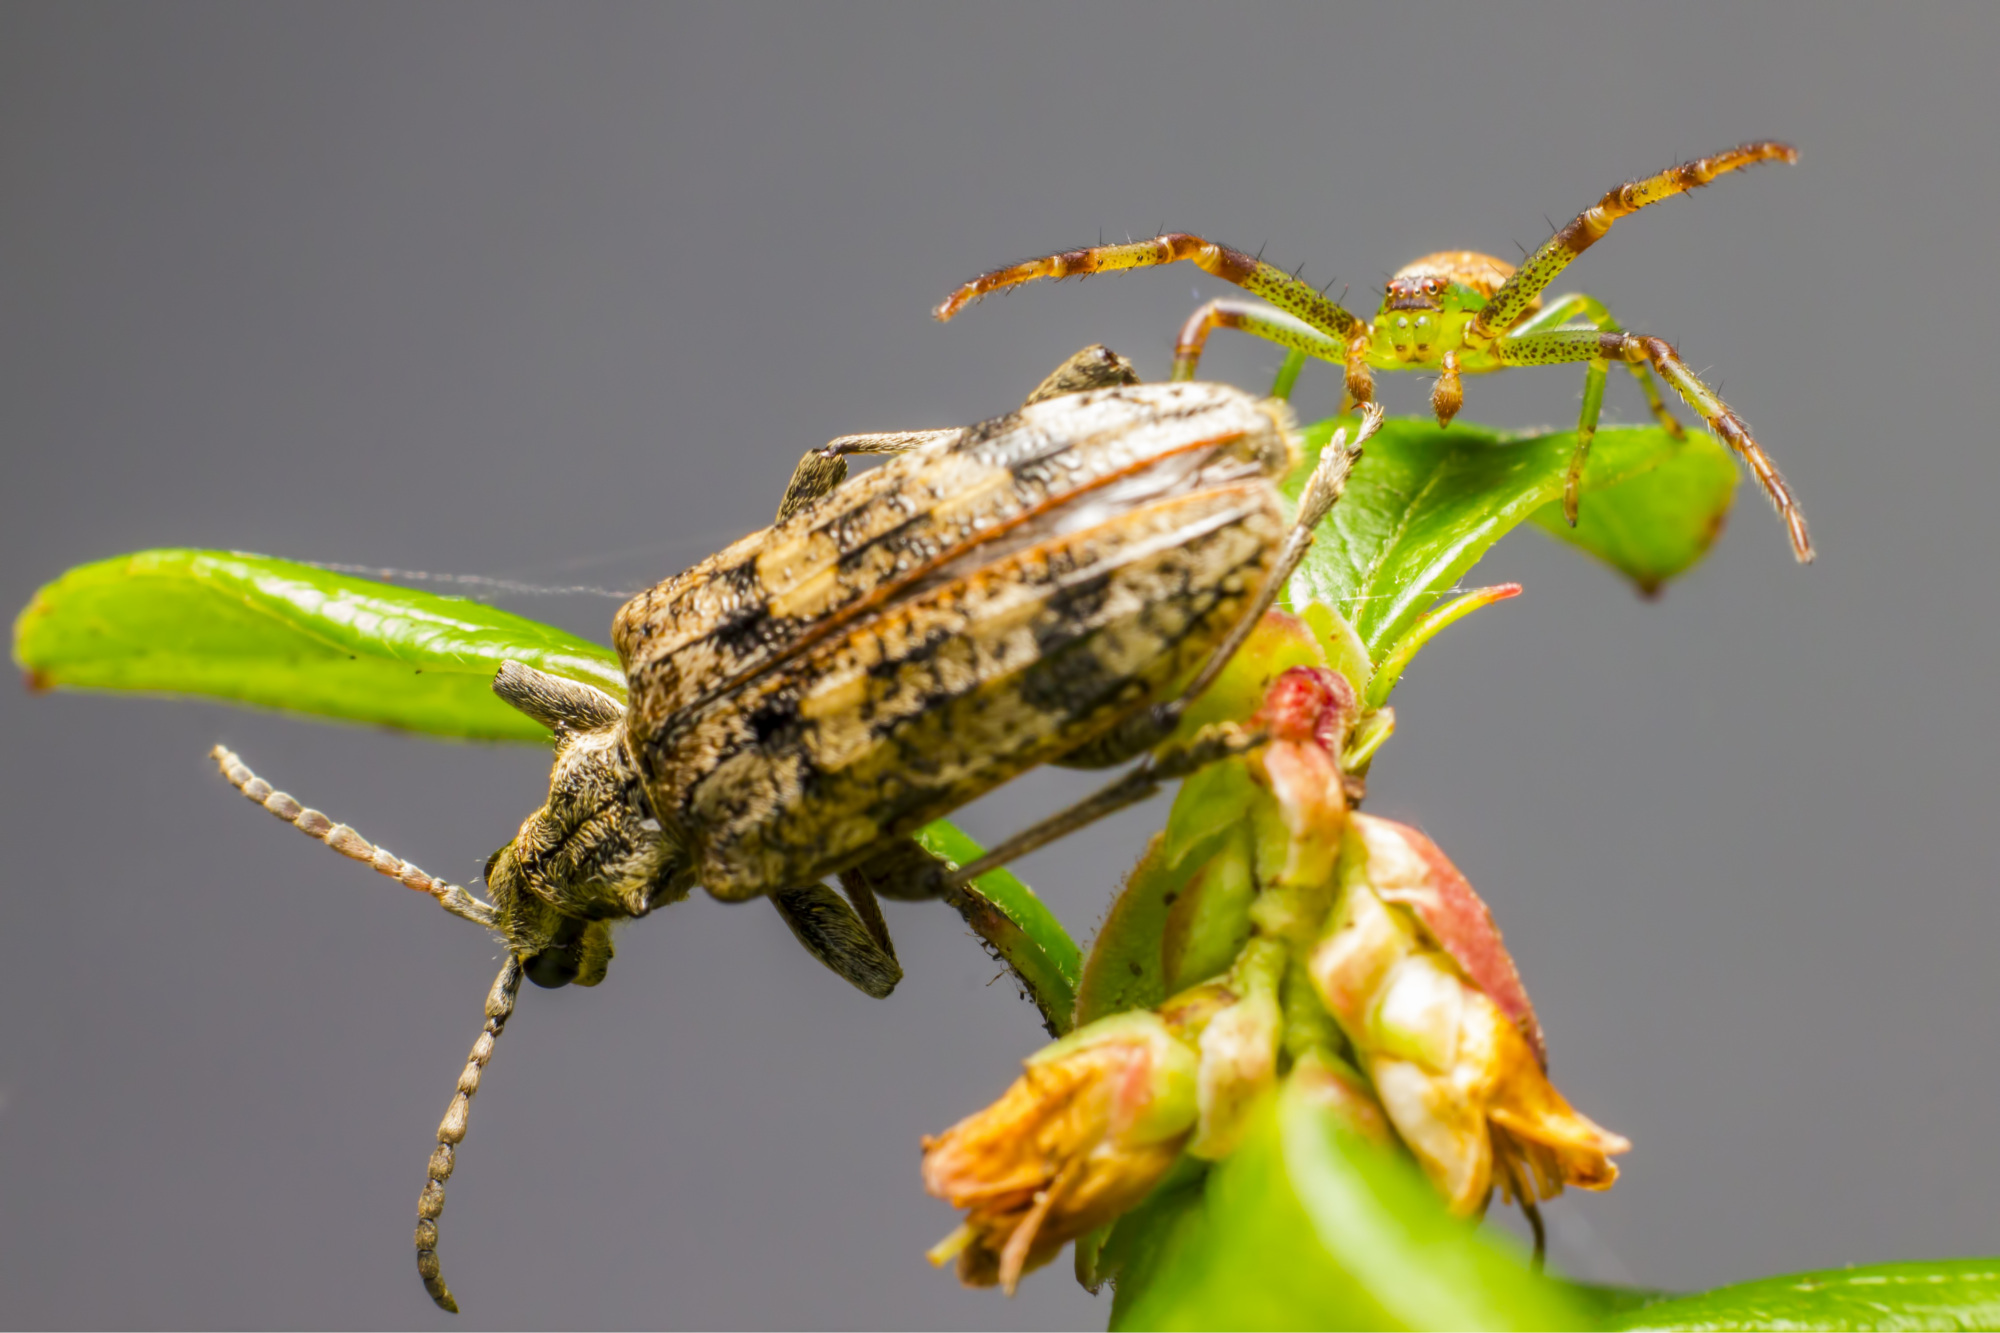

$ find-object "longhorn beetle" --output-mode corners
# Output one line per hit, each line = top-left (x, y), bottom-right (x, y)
(213, 345), (1383, 1310)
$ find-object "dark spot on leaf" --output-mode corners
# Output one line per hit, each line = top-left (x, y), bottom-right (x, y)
(1127, 960), (1143, 976)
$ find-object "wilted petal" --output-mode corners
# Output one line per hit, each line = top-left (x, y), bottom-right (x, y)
(1189, 980), (1281, 1160)
(922, 1011), (1198, 1292)
(1352, 814), (1543, 1065)
(1309, 816), (1630, 1215)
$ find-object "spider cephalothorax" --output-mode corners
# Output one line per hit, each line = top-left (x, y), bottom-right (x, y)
(936, 141), (1813, 561)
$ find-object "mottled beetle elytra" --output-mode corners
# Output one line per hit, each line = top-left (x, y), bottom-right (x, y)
(213, 345), (1385, 1310)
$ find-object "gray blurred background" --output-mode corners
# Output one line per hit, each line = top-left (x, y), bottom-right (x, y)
(4, 3), (1997, 1327)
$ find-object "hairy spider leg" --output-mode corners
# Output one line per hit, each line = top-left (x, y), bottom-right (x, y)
(1503, 292), (1689, 522)
(1498, 329), (1812, 561)
(1473, 141), (1798, 338)
(1508, 293), (1687, 436)
(936, 234), (1374, 403)
(1171, 297), (1362, 392)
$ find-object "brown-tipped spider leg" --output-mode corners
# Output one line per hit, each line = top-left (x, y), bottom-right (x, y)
(1473, 141), (1799, 338)
(1173, 299), (1351, 383)
(1508, 292), (1687, 440)
(937, 233), (1364, 350)
(1499, 329), (1812, 561)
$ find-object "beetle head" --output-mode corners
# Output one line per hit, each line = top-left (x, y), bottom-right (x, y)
(488, 663), (692, 987)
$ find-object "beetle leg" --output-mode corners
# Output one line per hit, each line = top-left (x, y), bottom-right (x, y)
(1497, 328), (1812, 561)
(1173, 299), (1350, 383)
(777, 346), (1144, 522)
(771, 883), (903, 998)
(775, 430), (961, 522)
(943, 722), (1266, 891)
(1163, 403), (1386, 721)
(839, 837), (950, 902)
(1474, 141), (1797, 338)
(1020, 342), (1141, 404)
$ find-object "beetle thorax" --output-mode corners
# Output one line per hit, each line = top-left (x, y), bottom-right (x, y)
(484, 715), (692, 986)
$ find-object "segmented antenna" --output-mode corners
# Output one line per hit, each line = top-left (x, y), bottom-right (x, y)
(416, 956), (522, 1313)
(209, 745), (499, 929)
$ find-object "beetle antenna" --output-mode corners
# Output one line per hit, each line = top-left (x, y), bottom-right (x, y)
(211, 746), (500, 929)
(416, 955), (523, 1313)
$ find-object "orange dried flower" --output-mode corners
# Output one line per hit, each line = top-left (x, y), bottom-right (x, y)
(921, 1011), (1198, 1292)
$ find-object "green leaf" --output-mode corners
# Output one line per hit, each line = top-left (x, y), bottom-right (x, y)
(1529, 431), (1738, 596)
(14, 549), (625, 740)
(1284, 417), (1730, 687)
(1103, 1080), (1596, 1330)
(1074, 831), (1183, 1029)
(1613, 1258), (2000, 1331)
(915, 819), (1082, 1033)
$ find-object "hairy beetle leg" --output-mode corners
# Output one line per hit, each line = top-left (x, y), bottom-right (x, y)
(944, 723), (1267, 891)
(1161, 402), (1384, 725)
(934, 405), (1385, 891)
(771, 883), (903, 997)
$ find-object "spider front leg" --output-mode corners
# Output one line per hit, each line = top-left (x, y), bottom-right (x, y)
(936, 233), (1375, 402)
(1498, 329), (1813, 561)
(1474, 142), (1798, 338)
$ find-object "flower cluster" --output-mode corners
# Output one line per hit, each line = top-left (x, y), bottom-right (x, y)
(923, 660), (1627, 1290)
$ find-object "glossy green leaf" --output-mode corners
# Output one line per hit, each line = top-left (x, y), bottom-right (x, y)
(915, 820), (1082, 1033)
(1284, 417), (1732, 676)
(14, 549), (625, 740)
(1102, 1080), (1595, 1330)
(1613, 1258), (2000, 1331)
(1529, 431), (1738, 596)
